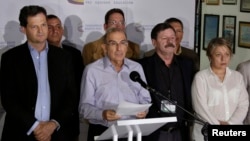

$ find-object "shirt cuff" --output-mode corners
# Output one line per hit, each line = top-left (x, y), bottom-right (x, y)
(27, 121), (39, 135)
(51, 119), (60, 131)
(97, 110), (104, 120)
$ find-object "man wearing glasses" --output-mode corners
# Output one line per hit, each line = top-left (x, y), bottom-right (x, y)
(79, 28), (151, 141)
(82, 8), (140, 66)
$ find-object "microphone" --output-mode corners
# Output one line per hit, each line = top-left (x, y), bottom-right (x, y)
(129, 71), (148, 89)
(129, 71), (209, 141)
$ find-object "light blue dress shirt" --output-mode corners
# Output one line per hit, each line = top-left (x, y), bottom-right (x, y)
(79, 56), (151, 127)
(27, 43), (50, 135)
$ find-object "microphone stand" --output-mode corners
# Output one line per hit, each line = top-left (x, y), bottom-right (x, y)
(145, 86), (209, 141)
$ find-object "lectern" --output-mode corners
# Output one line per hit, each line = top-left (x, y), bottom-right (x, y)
(94, 117), (177, 141)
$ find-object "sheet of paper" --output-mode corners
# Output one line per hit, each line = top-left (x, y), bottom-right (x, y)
(116, 101), (152, 116)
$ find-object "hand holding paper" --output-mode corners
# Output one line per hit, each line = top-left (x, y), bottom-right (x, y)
(102, 109), (121, 121)
(116, 101), (152, 116)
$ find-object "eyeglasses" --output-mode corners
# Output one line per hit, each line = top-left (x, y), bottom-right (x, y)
(106, 40), (128, 47)
(108, 20), (125, 25)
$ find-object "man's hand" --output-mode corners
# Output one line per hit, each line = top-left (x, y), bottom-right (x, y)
(33, 121), (58, 141)
(102, 109), (121, 121)
(219, 120), (229, 125)
(136, 111), (147, 119)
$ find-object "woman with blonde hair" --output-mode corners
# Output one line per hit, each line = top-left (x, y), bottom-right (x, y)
(191, 37), (249, 141)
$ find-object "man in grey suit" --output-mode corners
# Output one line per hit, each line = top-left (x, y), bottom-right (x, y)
(0, 5), (78, 141)
(236, 60), (250, 124)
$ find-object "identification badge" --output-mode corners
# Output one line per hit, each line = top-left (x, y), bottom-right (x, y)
(161, 100), (176, 113)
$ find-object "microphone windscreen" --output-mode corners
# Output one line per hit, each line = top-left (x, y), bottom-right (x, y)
(129, 71), (140, 82)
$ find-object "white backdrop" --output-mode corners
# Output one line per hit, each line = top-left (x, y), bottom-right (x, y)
(0, 0), (196, 54)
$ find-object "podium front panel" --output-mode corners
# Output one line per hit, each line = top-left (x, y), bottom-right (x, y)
(95, 117), (177, 140)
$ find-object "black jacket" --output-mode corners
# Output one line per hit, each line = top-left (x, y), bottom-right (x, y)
(0, 42), (78, 141)
(138, 53), (195, 141)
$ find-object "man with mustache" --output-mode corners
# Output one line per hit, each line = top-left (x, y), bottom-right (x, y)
(138, 23), (195, 141)
(144, 17), (200, 73)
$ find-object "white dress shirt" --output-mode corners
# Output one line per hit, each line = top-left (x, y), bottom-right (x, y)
(191, 67), (249, 141)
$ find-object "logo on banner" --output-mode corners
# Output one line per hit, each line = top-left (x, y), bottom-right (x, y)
(68, 0), (84, 5)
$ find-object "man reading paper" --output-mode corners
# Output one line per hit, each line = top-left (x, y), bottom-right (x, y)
(79, 28), (151, 141)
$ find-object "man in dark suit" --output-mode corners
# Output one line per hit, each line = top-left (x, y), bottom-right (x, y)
(47, 14), (84, 141)
(138, 23), (195, 141)
(0, 5), (78, 141)
(47, 14), (84, 82)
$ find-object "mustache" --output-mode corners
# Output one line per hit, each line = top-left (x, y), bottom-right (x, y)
(164, 43), (175, 48)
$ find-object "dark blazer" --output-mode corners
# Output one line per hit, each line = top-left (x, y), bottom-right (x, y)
(62, 44), (84, 86)
(0, 42), (78, 141)
(62, 44), (84, 138)
(138, 53), (195, 141)
(144, 47), (200, 72)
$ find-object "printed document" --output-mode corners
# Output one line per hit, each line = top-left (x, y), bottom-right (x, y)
(116, 101), (152, 116)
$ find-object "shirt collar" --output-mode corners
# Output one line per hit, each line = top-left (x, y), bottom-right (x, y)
(208, 67), (232, 77)
(154, 53), (178, 66)
(103, 56), (130, 70)
(28, 41), (49, 53)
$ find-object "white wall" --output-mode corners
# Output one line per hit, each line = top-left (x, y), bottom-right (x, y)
(0, 0), (196, 56)
(200, 1), (250, 70)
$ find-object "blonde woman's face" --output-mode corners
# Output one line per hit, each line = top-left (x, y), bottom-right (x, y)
(210, 45), (231, 70)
